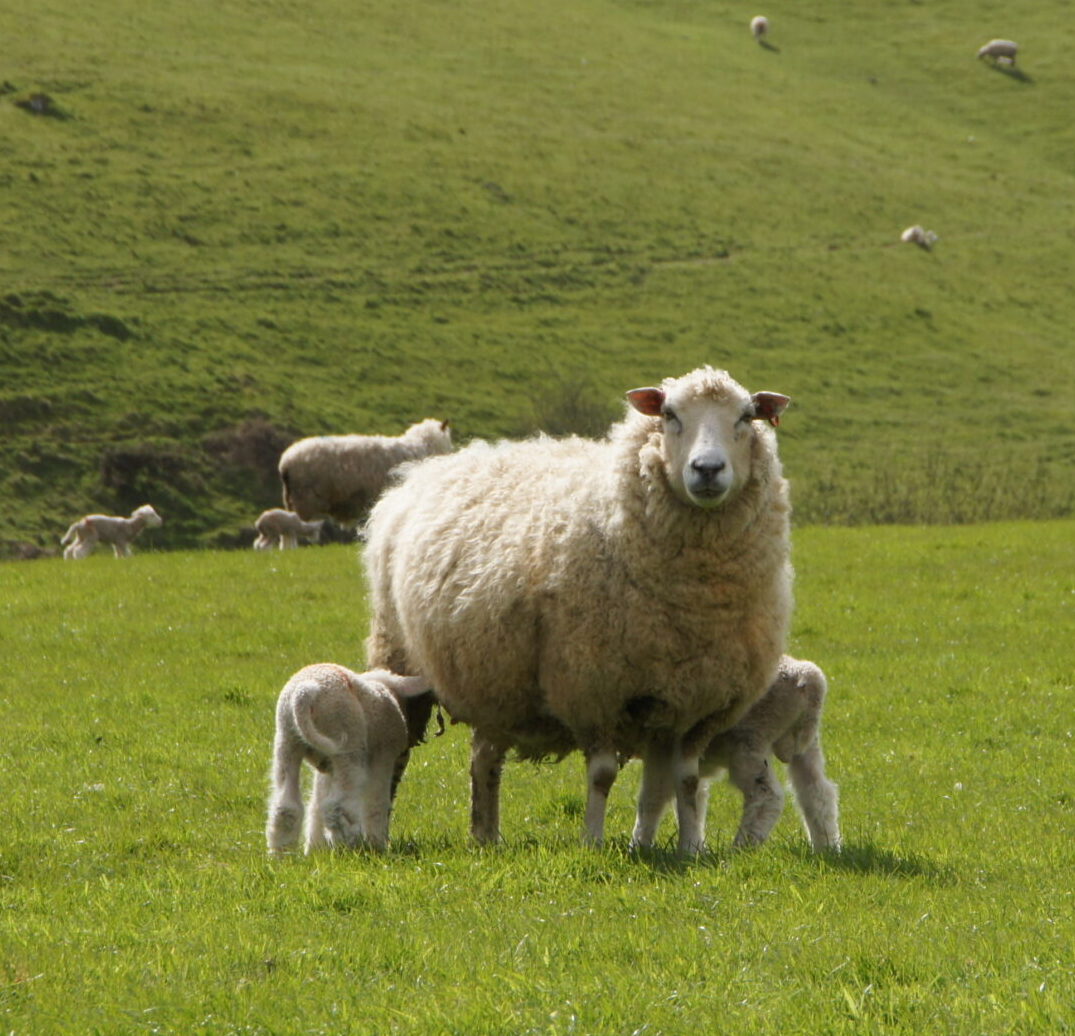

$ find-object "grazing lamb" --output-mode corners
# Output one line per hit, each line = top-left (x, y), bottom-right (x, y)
(977, 39), (1017, 66)
(365, 366), (793, 854)
(900, 225), (939, 250)
(266, 664), (432, 854)
(632, 656), (841, 852)
(751, 15), (769, 41)
(278, 418), (453, 526)
(60, 504), (162, 559)
(253, 508), (324, 550)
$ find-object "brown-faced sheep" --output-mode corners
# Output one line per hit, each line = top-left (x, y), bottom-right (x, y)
(364, 366), (793, 854)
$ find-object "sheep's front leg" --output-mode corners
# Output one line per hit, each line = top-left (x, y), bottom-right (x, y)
(674, 751), (707, 855)
(788, 744), (841, 851)
(583, 749), (619, 846)
(729, 754), (785, 848)
(631, 743), (676, 849)
(470, 733), (506, 845)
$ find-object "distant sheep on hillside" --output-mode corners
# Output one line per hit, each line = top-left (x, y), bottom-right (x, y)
(751, 15), (769, 41)
(60, 504), (162, 559)
(977, 39), (1018, 65)
(278, 419), (453, 526)
(901, 225), (938, 250)
(253, 508), (324, 550)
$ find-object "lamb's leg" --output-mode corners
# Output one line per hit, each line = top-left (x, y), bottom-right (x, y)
(470, 733), (506, 845)
(631, 743), (676, 849)
(266, 739), (305, 854)
(674, 749), (707, 855)
(282, 532), (298, 549)
(318, 764), (364, 850)
(788, 743), (841, 851)
(729, 753), (785, 848)
(358, 752), (397, 851)
(583, 748), (618, 846)
(304, 770), (332, 853)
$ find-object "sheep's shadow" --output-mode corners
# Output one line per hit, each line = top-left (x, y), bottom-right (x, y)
(986, 63), (1034, 84)
(759, 40), (781, 53)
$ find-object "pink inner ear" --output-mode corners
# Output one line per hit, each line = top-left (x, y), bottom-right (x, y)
(626, 387), (665, 416)
(752, 391), (791, 426)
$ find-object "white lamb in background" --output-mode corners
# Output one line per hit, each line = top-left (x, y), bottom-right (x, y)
(252, 508), (324, 550)
(60, 504), (162, 559)
(632, 656), (841, 852)
(751, 15), (769, 41)
(278, 418), (453, 526)
(977, 39), (1018, 66)
(900, 225), (938, 250)
(365, 366), (793, 855)
(266, 664), (432, 854)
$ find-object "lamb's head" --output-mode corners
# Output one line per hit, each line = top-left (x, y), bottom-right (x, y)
(133, 504), (163, 527)
(627, 367), (789, 509)
(407, 418), (453, 454)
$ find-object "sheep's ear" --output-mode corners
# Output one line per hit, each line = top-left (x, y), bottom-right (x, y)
(626, 387), (665, 416)
(440, 419), (451, 432)
(752, 392), (791, 427)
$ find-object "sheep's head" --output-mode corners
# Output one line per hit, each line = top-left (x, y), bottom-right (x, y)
(626, 368), (789, 509)
(134, 504), (164, 527)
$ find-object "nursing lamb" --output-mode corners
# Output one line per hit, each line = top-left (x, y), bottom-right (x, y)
(364, 366), (793, 854)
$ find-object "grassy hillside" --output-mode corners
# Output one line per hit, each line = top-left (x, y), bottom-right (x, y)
(2, 523), (1072, 1031)
(2, 0), (1073, 554)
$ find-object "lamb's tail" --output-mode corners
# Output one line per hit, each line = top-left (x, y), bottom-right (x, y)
(289, 681), (362, 757)
(60, 521), (82, 546)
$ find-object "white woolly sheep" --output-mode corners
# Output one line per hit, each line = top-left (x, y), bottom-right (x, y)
(266, 664), (431, 854)
(253, 508), (324, 550)
(751, 15), (769, 41)
(632, 656), (841, 852)
(278, 418), (453, 526)
(364, 366), (793, 854)
(977, 39), (1018, 65)
(900, 225), (939, 250)
(60, 504), (162, 559)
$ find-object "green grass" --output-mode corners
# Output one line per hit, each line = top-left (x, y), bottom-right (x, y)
(2, 0), (1074, 554)
(2, 522), (1072, 1033)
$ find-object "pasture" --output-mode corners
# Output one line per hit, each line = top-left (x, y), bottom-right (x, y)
(2, 522), (1072, 1033)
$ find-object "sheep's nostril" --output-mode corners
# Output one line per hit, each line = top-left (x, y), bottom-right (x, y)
(691, 459), (726, 478)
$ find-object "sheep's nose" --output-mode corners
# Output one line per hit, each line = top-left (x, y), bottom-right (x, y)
(690, 458), (726, 480)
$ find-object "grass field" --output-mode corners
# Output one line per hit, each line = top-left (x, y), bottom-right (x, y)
(2, 522), (1072, 1033)
(2, 0), (1074, 554)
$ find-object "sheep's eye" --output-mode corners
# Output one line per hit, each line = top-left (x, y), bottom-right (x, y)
(661, 407), (682, 430)
(737, 408), (756, 425)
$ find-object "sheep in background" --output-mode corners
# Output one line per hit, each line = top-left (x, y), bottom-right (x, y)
(60, 504), (162, 559)
(632, 656), (841, 852)
(365, 366), (793, 854)
(977, 39), (1018, 66)
(253, 508), (324, 550)
(901, 225), (938, 250)
(266, 664), (432, 854)
(278, 418), (452, 527)
(751, 15), (769, 41)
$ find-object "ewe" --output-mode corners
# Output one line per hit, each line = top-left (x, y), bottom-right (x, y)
(266, 664), (431, 853)
(977, 39), (1018, 66)
(632, 656), (841, 852)
(365, 366), (793, 854)
(751, 15), (769, 41)
(278, 418), (452, 526)
(252, 508), (324, 550)
(60, 504), (162, 559)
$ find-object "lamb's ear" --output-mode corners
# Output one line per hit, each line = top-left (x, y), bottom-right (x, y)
(626, 387), (665, 416)
(751, 392), (791, 427)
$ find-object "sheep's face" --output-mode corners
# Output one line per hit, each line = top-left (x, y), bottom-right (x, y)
(627, 370), (789, 510)
(134, 505), (163, 527)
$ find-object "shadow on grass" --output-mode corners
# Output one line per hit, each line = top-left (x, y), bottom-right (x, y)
(759, 41), (781, 53)
(986, 64), (1034, 84)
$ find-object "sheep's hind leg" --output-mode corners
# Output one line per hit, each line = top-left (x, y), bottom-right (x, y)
(266, 742), (305, 854)
(470, 733), (506, 845)
(788, 744), (841, 851)
(729, 754), (785, 848)
(583, 749), (618, 847)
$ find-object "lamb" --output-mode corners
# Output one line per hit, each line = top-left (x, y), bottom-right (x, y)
(900, 225), (939, 250)
(631, 656), (841, 852)
(751, 15), (769, 41)
(977, 39), (1018, 66)
(364, 366), (793, 854)
(278, 418), (453, 526)
(60, 504), (162, 559)
(252, 508), (324, 550)
(265, 664), (432, 854)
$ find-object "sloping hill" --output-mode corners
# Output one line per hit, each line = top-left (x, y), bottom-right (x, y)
(2, 0), (1072, 554)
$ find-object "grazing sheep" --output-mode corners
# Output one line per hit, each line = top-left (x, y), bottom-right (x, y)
(365, 366), (793, 854)
(751, 15), (769, 41)
(265, 664), (432, 854)
(60, 504), (162, 559)
(900, 225), (938, 250)
(253, 508), (324, 550)
(977, 39), (1018, 66)
(278, 419), (453, 526)
(632, 656), (841, 852)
